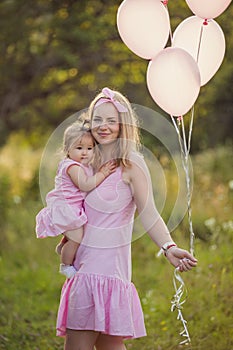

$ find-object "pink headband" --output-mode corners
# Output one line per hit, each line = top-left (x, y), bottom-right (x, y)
(94, 87), (128, 113)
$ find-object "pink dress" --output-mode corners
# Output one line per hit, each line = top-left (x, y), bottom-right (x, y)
(56, 167), (146, 339)
(36, 158), (93, 238)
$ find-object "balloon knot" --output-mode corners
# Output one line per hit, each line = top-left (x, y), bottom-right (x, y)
(203, 19), (208, 26)
(177, 116), (183, 125)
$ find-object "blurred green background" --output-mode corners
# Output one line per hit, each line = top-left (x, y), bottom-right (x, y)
(0, 1), (232, 349)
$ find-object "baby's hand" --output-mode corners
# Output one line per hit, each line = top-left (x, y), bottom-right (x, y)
(99, 160), (117, 178)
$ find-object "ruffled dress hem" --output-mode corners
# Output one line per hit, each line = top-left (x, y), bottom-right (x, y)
(36, 206), (87, 238)
(56, 273), (146, 339)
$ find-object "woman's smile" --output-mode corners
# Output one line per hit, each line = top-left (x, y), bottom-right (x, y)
(98, 132), (111, 137)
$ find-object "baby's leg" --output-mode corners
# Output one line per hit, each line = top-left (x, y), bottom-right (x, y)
(59, 227), (83, 279)
(55, 235), (68, 255)
(61, 227), (84, 265)
(61, 239), (80, 265)
(65, 227), (83, 245)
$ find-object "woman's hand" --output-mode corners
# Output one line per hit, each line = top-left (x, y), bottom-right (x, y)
(166, 247), (198, 272)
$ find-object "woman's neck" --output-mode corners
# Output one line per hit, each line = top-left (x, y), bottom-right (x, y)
(99, 142), (117, 162)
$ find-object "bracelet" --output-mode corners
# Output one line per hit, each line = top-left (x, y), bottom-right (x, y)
(161, 241), (177, 257)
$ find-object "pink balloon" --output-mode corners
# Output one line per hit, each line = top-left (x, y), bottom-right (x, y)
(172, 16), (225, 86)
(117, 0), (170, 59)
(147, 48), (201, 116)
(186, 0), (232, 19)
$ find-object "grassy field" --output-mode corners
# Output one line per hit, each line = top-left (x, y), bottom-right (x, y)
(0, 139), (232, 350)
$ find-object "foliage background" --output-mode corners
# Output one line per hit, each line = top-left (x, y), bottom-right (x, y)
(0, 0), (233, 149)
(0, 1), (232, 349)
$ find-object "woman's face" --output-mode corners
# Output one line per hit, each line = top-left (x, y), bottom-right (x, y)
(91, 102), (120, 145)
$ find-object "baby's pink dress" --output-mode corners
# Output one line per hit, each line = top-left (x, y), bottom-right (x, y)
(56, 167), (146, 339)
(36, 159), (93, 238)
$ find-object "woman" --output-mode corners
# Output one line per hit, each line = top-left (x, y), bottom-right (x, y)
(56, 87), (197, 350)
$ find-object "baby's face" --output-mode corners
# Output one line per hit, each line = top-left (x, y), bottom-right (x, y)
(68, 134), (95, 165)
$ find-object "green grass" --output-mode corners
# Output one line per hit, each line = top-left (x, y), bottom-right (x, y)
(0, 144), (232, 350)
(1, 224), (232, 350)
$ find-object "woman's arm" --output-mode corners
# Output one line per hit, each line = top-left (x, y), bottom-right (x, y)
(67, 161), (116, 192)
(126, 153), (197, 271)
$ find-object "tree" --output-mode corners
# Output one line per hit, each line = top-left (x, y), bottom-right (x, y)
(0, 0), (232, 150)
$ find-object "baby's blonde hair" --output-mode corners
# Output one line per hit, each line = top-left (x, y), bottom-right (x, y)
(88, 88), (141, 167)
(62, 117), (93, 157)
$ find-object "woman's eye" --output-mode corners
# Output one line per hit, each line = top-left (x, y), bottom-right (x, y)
(92, 117), (117, 125)
(93, 118), (101, 123)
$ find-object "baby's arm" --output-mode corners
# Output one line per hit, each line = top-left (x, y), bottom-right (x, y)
(67, 160), (116, 192)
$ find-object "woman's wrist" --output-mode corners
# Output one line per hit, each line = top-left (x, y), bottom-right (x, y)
(161, 241), (177, 257)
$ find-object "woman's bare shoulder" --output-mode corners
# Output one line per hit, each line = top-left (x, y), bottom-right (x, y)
(122, 151), (147, 183)
(127, 151), (145, 166)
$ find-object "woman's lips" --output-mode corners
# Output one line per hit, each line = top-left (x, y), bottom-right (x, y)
(98, 133), (110, 137)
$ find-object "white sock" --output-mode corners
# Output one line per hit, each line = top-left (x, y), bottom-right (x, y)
(59, 264), (77, 279)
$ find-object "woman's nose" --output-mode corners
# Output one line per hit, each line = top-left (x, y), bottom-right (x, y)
(99, 122), (108, 129)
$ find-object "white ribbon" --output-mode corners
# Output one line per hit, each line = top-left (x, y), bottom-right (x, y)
(171, 268), (191, 344)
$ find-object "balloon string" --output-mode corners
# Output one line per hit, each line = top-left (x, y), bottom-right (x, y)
(162, 1), (173, 44)
(171, 114), (195, 256)
(171, 268), (191, 345)
(196, 25), (204, 63)
(171, 115), (185, 157)
(180, 116), (195, 256)
(162, 2), (204, 345)
(170, 113), (196, 343)
(187, 105), (194, 153)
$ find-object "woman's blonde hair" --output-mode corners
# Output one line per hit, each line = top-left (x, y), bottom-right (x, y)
(88, 88), (141, 167)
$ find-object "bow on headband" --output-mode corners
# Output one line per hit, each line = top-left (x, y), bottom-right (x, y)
(94, 87), (128, 113)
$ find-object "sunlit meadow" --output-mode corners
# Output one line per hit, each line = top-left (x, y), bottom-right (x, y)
(0, 134), (232, 350)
